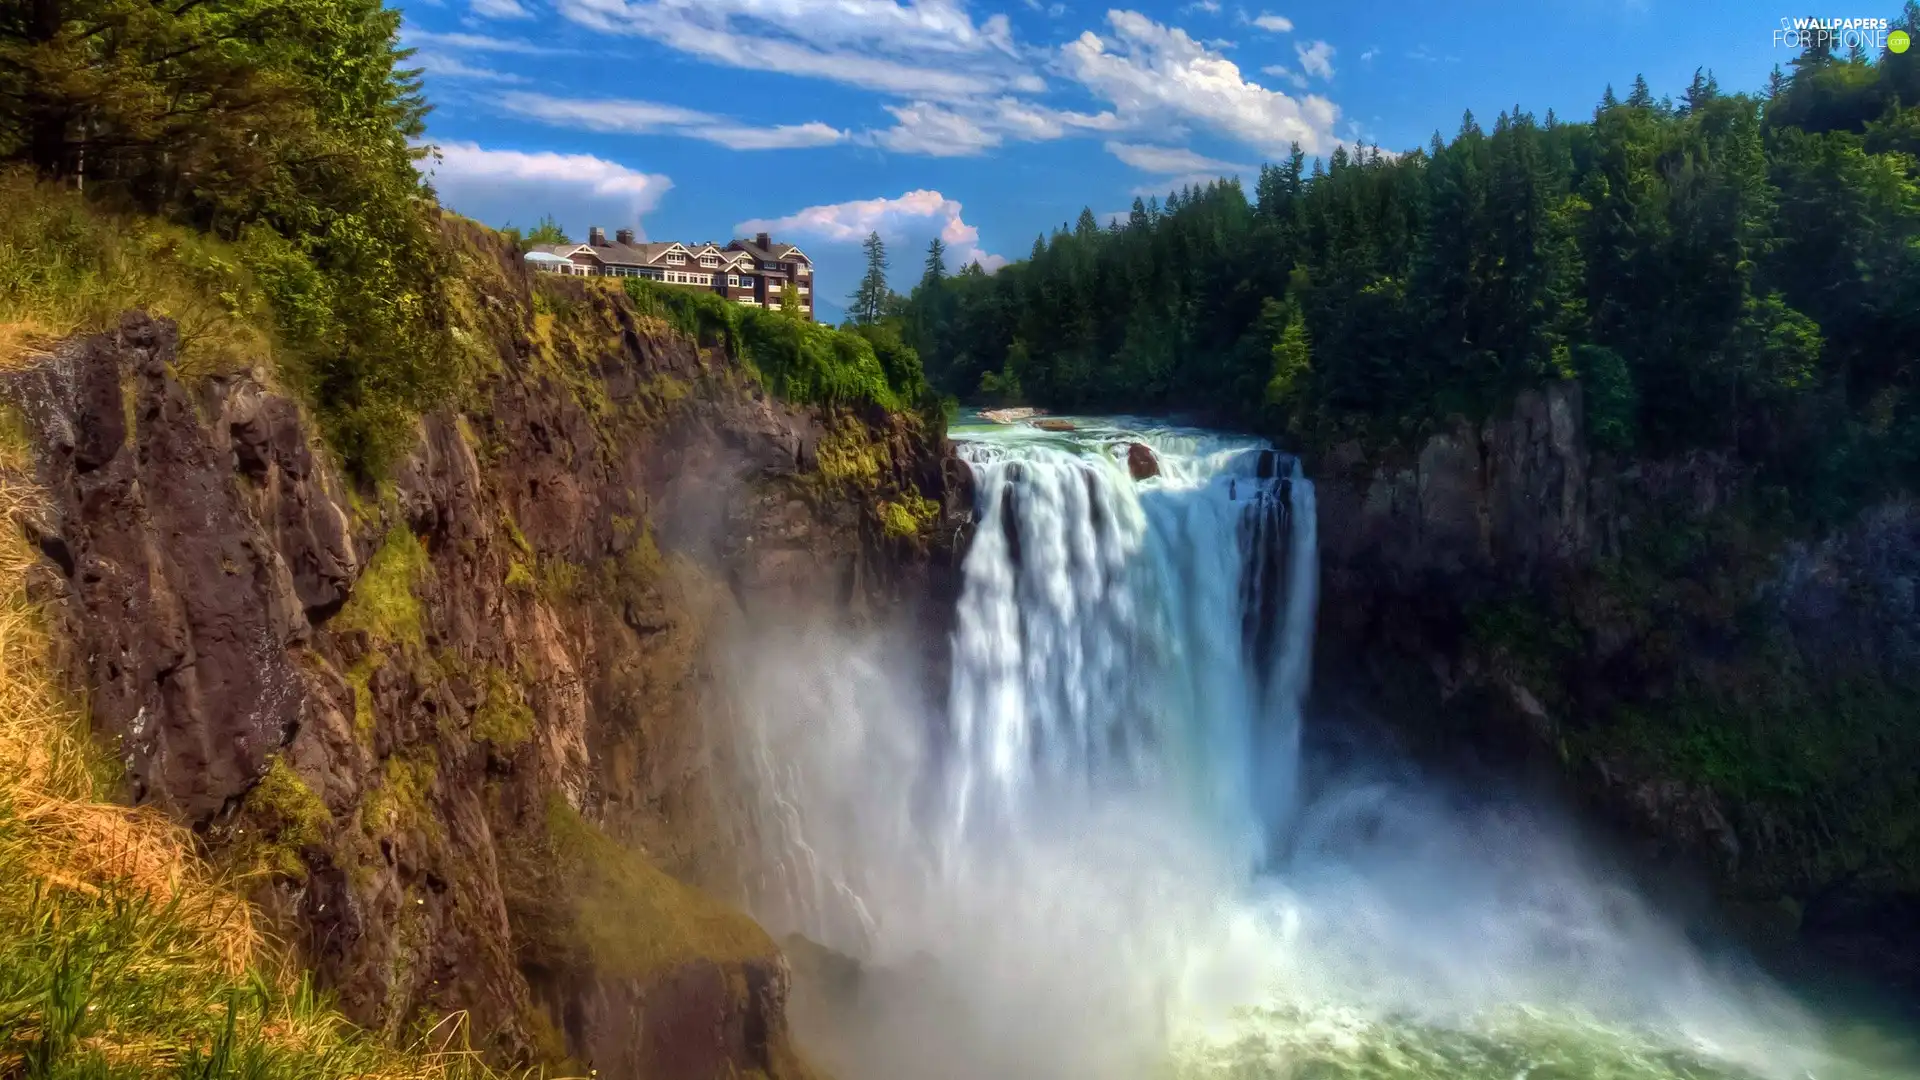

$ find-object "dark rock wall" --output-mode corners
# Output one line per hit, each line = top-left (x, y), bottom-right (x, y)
(1310, 380), (1920, 988)
(7, 223), (965, 1077)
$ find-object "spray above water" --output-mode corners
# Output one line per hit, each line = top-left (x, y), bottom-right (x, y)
(729, 416), (1895, 1080)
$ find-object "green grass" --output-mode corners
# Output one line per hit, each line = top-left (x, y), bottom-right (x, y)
(0, 169), (274, 376)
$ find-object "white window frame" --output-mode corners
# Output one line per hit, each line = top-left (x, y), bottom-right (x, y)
(665, 252), (685, 265)
(737, 296), (758, 305)
(700, 255), (718, 267)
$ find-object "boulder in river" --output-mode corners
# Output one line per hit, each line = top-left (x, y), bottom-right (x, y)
(1127, 442), (1160, 480)
(1031, 418), (1077, 432)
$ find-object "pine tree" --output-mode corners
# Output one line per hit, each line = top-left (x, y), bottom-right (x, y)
(921, 237), (947, 288)
(848, 230), (890, 325)
(1627, 74), (1654, 107)
(1129, 197), (1150, 231)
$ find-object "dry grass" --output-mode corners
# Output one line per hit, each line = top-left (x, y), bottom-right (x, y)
(0, 421), (533, 1077)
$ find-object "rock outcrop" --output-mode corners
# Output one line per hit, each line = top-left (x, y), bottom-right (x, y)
(1310, 379), (1920, 989)
(5, 221), (967, 1076)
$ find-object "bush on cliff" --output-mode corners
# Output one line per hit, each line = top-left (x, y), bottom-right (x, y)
(621, 278), (931, 412)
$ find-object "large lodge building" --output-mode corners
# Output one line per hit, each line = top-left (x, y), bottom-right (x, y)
(525, 227), (815, 321)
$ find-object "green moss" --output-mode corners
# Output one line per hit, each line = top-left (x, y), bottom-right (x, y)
(815, 421), (886, 489)
(334, 528), (429, 648)
(538, 558), (584, 604)
(544, 799), (775, 978)
(877, 490), (940, 540)
(361, 751), (439, 843)
(471, 665), (534, 753)
(505, 560), (536, 594)
(344, 655), (385, 746)
(242, 756), (330, 880)
(501, 511), (533, 558)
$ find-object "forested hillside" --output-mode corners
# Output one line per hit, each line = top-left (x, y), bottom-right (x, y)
(905, 10), (1920, 521)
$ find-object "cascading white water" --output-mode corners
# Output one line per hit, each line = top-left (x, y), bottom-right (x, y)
(944, 424), (1316, 873)
(726, 415), (1901, 1080)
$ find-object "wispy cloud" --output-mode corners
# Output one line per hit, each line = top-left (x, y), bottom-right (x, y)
(1059, 10), (1339, 155)
(1260, 63), (1308, 89)
(1250, 12), (1292, 31)
(739, 190), (1007, 272)
(498, 92), (850, 149)
(1185, 0), (1223, 12)
(1294, 39), (1334, 79)
(868, 97), (1120, 157)
(413, 51), (529, 82)
(548, 0), (1033, 98)
(401, 27), (564, 53)
(469, 0), (532, 19)
(421, 141), (671, 236)
(1104, 140), (1246, 174)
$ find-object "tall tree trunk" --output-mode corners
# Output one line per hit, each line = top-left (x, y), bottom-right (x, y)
(25, 0), (70, 177)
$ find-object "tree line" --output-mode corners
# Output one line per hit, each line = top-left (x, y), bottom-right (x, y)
(896, 9), (1920, 522)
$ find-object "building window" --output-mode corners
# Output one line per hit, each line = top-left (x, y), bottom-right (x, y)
(700, 256), (718, 267)
(797, 286), (810, 295)
(727, 275), (739, 287)
(740, 276), (755, 288)
(761, 261), (779, 270)
(737, 296), (757, 305)
(665, 252), (685, 264)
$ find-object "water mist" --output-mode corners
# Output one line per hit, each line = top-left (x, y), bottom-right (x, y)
(724, 417), (1868, 1080)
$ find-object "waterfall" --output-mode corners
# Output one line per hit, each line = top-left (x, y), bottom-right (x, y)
(726, 415), (1853, 1080)
(943, 426), (1317, 872)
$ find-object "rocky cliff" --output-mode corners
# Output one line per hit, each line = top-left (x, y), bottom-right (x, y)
(1312, 381), (1920, 988)
(3, 220), (968, 1075)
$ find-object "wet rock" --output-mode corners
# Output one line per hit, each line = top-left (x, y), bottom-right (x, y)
(1030, 418), (1076, 432)
(1126, 442), (1160, 481)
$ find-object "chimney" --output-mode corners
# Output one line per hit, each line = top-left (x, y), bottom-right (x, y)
(755, 232), (771, 251)
(615, 228), (634, 245)
(588, 226), (607, 246)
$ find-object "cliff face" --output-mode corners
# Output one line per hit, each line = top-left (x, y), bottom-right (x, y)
(5, 222), (967, 1075)
(1312, 381), (1920, 987)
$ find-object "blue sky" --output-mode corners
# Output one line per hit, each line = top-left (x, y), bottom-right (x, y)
(405, 0), (1794, 320)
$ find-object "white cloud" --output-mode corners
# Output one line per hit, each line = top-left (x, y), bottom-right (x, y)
(1104, 140), (1246, 174)
(1294, 39), (1334, 79)
(549, 0), (1033, 98)
(470, 0), (533, 19)
(498, 92), (850, 149)
(401, 27), (562, 53)
(1259, 63), (1308, 89)
(739, 190), (1006, 272)
(1359, 45), (1378, 63)
(1250, 12), (1292, 31)
(1023, 0), (1068, 13)
(868, 97), (1120, 157)
(873, 103), (1001, 156)
(1059, 10), (1340, 156)
(1186, 0), (1222, 12)
(421, 141), (671, 238)
(413, 51), (529, 82)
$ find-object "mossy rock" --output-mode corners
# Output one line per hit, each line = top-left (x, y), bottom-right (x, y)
(543, 800), (776, 979)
